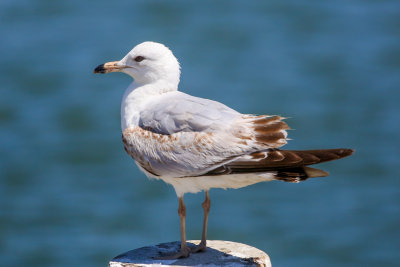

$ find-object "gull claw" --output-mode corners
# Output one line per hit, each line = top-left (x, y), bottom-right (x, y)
(191, 242), (207, 253)
(154, 246), (191, 260)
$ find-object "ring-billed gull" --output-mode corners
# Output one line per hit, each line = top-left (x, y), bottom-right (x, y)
(94, 41), (353, 259)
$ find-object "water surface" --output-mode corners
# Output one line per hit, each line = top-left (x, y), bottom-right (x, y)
(1, 1), (399, 266)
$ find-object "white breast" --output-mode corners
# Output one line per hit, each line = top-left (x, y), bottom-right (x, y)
(160, 173), (276, 197)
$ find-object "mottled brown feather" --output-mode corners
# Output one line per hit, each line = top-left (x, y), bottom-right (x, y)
(122, 132), (160, 176)
(248, 115), (290, 148)
(204, 148), (354, 177)
(250, 152), (267, 159)
(252, 115), (283, 125)
(254, 121), (290, 134)
(255, 132), (286, 144)
(264, 150), (285, 161)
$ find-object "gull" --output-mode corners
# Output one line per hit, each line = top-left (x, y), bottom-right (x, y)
(94, 41), (353, 259)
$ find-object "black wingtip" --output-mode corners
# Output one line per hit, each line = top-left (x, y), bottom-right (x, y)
(339, 148), (355, 157)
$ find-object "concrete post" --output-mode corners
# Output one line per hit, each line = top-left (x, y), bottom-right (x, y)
(108, 240), (271, 267)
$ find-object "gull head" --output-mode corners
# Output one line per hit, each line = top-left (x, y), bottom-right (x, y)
(94, 41), (181, 87)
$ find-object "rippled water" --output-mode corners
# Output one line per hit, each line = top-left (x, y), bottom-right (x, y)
(1, 1), (399, 266)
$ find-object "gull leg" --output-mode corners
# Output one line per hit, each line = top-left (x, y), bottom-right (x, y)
(155, 196), (191, 259)
(178, 196), (191, 257)
(193, 190), (210, 253)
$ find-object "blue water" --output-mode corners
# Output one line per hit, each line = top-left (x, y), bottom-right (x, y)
(1, 1), (399, 266)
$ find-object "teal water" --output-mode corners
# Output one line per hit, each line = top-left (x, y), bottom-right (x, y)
(1, 1), (399, 266)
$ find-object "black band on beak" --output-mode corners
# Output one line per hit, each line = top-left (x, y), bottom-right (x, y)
(94, 64), (106, 74)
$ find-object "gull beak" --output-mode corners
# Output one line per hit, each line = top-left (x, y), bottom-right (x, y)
(94, 61), (128, 74)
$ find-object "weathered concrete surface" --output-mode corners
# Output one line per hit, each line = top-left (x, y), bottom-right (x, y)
(108, 240), (271, 267)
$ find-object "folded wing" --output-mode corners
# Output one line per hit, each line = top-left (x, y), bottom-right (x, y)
(123, 91), (291, 178)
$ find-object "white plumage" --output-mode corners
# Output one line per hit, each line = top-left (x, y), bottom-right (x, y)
(94, 41), (353, 259)
(108, 42), (288, 196)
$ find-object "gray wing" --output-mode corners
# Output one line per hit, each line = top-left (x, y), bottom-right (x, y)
(139, 91), (240, 134)
(123, 91), (289, 178)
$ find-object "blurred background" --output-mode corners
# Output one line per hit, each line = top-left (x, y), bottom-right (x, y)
(1, 0), (399, 266)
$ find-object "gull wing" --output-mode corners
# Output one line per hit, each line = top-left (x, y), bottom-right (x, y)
(138, 91), (240, 134)
(123, 91), (290, 178)
(205, 148), (354, 180)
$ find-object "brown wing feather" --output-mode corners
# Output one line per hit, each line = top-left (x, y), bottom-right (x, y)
(205, 148), (354, 180)
(242, 115), (290, 148)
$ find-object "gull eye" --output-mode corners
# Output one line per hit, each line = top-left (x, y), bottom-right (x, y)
(134, 56), (145, 62)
